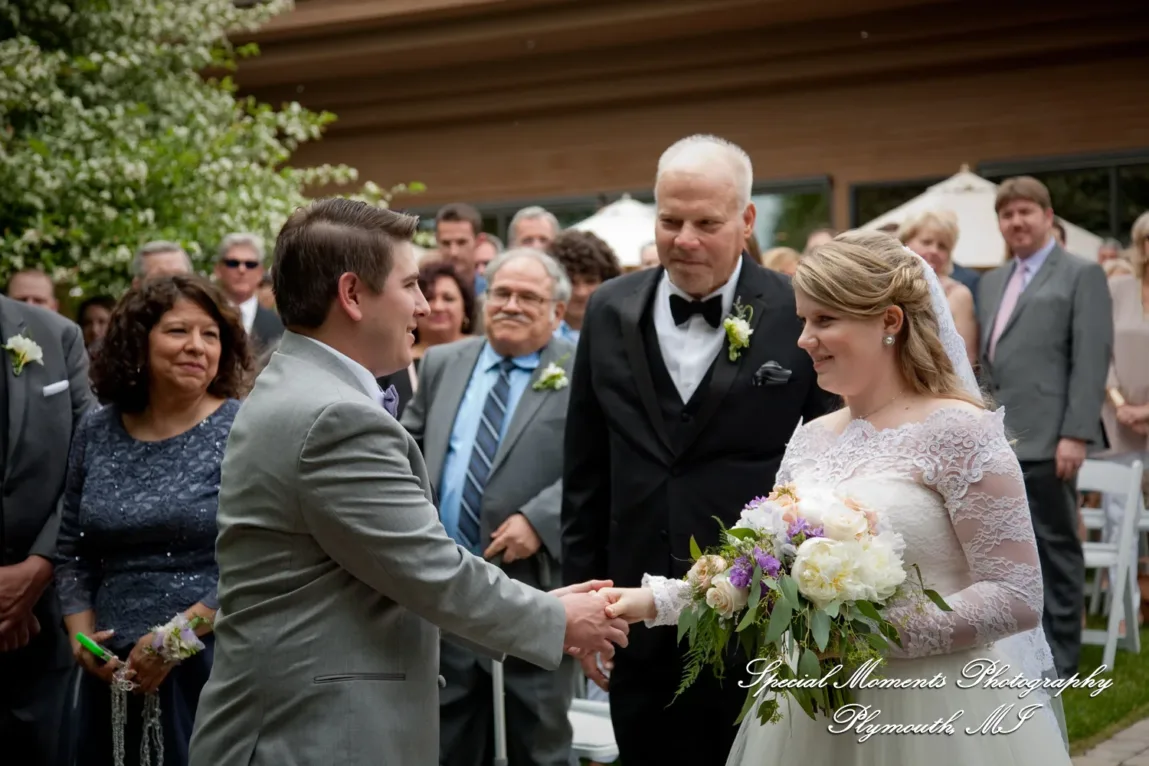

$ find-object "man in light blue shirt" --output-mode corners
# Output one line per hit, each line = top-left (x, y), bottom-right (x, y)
(400, 247), (579, 766)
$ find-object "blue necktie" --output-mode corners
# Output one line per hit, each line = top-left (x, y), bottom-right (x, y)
(458, 358), (516, 550)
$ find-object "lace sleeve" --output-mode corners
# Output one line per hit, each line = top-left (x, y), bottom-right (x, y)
(885, 409), (1044, 659)
(641, 573), (693, 628)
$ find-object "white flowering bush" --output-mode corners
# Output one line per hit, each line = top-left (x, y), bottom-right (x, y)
(0, 0), (422, 295)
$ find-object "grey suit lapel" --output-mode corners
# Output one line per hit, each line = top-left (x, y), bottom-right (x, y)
(424, 339), (484, 487)
(488, 343), (566, 478)
(1, 301), (29, 476)
(981, 268), (1011, 357)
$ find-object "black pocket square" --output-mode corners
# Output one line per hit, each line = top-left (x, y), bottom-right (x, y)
(753, 361), (792, 386)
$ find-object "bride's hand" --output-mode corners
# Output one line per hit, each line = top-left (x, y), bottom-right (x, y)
(599, 588), (657, 623)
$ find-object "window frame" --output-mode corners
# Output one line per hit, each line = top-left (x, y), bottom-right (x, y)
(977, 148), (1149, 239)
(404, 175), (834, 243)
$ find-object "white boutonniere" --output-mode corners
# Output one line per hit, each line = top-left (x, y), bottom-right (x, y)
(532, 359), (570, 392)
(3, 333), (44, 376)
(722, 298), (754, 362)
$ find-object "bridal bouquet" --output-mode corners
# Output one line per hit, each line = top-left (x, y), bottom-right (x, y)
(675, 482), (950, 725)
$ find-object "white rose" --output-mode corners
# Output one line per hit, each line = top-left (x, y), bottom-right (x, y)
(853, 535), (908, 602)
(793, 485), (838, 527)
(687, 555), (727, 591)
(791, 537), (862, 609)
(6, 335), (43, 364)
(820, 504), (870, 542)
(705, 573), (749, 619)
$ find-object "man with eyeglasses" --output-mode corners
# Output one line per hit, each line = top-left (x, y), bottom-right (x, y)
(401, 247), (577, 766)
(214, 233), (284, 355)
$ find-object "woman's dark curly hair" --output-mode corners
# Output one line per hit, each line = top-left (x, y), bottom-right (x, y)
(417, 259), (476, 337)
(546, 230), (622, 283)
(91, 274), (253, 412)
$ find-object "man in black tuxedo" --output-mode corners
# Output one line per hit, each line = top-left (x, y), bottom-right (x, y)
(561, 135), (834, 765)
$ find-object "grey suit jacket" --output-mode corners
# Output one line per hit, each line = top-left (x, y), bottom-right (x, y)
(401, 336), (574, 592)
(0, 296), (93, 670)
(977, 244), (1113, 462)
(189, 331), (567, 766)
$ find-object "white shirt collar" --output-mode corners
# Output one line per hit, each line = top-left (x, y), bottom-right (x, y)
(298, 335), (382, 404)
(237, 295), (259, 333)
(660, 256), (744, 320)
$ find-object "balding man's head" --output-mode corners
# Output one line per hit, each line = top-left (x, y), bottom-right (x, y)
(652, 135), (756, 298)
(655, 134), (753, 212)
(7, 269), (57, 311)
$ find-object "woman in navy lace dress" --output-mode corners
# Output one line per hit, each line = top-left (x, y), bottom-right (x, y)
(55, 275), (252, 766)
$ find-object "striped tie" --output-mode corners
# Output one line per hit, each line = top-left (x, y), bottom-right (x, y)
(458, 358), (516, 550)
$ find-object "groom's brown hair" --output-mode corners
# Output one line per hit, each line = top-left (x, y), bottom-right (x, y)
(273, 198), (419, 329)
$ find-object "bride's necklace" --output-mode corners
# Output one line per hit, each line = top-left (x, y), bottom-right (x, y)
(852, 390), (905, 422)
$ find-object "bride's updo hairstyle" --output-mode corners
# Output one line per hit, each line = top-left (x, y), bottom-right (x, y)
(793, 230), (987, 409)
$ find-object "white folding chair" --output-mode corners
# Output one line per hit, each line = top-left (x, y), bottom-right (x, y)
(1079, 459), (1144, 670)
(492, 659), (619, 765)
(569, 698), (619, 764)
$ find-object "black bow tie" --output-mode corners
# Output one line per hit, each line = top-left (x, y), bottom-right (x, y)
(669, 293), (723, 329)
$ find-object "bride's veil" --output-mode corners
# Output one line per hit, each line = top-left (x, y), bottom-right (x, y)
(906, 246), (1070, 748)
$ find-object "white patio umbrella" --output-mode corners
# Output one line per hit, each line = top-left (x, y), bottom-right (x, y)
(861, 169), (1103, 268)
(569, 194), (656, 267)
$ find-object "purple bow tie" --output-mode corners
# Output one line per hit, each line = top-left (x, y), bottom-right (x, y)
(381, 385), (399, 418)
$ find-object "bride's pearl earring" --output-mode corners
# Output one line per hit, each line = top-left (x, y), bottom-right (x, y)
(883, 335), (895, 346)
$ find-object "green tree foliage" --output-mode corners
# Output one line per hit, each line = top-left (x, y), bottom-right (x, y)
(0, 0), (420, 296)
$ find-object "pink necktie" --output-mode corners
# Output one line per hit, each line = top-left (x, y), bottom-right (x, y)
(988, 263), (1026, 361)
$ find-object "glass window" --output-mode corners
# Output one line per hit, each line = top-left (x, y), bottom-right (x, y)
(754, 191), (831, 251)
(983, 168), (1112, 239)
(850, 180), (937, 228)
(1117, 164), (1149, 243)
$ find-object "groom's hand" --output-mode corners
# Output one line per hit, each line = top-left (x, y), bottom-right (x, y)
(549, 580), (613, 599)
(560, 591), (629, 659)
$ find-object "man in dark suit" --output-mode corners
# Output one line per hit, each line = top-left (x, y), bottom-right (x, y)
(0, 295), (94, 765)
(977, 176), (1113, 678)
(562, 135), (835, 765)
(214, 233), (284, 355)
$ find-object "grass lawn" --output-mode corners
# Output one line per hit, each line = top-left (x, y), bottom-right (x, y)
(1065, 621), (1149, 755)
(581, 621), (1149, 763)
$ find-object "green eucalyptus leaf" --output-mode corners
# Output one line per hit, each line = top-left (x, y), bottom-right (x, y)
(780, 575), (800, 607)
(798, 648), (820, 679)
(763, 599), (793, 644)
(923, 589), (953, 612)
(689, 536), (703, 561)
(811, 609), (831, 652)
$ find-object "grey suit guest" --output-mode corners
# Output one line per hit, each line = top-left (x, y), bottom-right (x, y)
(189, 199), (627, 766)
(977, 176), (1114, 678)
(0, 295), (93, 766)
(402, 248), (577, 766)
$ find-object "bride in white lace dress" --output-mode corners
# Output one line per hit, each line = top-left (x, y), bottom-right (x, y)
(601, 231), (1072, 766)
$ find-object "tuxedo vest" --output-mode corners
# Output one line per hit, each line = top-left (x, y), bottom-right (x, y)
(639, 298), (717, 454)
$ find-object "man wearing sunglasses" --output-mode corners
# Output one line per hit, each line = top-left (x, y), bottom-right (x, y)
(214, 233), (284, 355)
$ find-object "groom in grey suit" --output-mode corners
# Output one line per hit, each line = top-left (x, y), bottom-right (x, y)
(189, 199), (627, 766)
(402, 248), (577, 766)
(978, 176), (1113, 678)
(0, 294), (93, 766)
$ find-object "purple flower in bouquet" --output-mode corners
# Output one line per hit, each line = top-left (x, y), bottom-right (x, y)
(787, 517), (823, 541)
(151, 633), (164, 651)
(752, 547), (781, 579)
(729, 556), (753, 588)
(742, 496), (769, 511)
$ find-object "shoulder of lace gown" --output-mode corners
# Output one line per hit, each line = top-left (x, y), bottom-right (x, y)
(870, 407), (1045, 658)
(642, 574), (693, 627)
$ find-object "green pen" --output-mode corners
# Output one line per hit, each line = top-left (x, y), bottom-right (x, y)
(76, 633), (114, 663)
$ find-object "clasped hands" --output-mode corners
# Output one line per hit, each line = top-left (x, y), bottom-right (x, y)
(550, 582), (658, 692)
(71, 630), (175, 694)
(0, 557), (52, 653)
